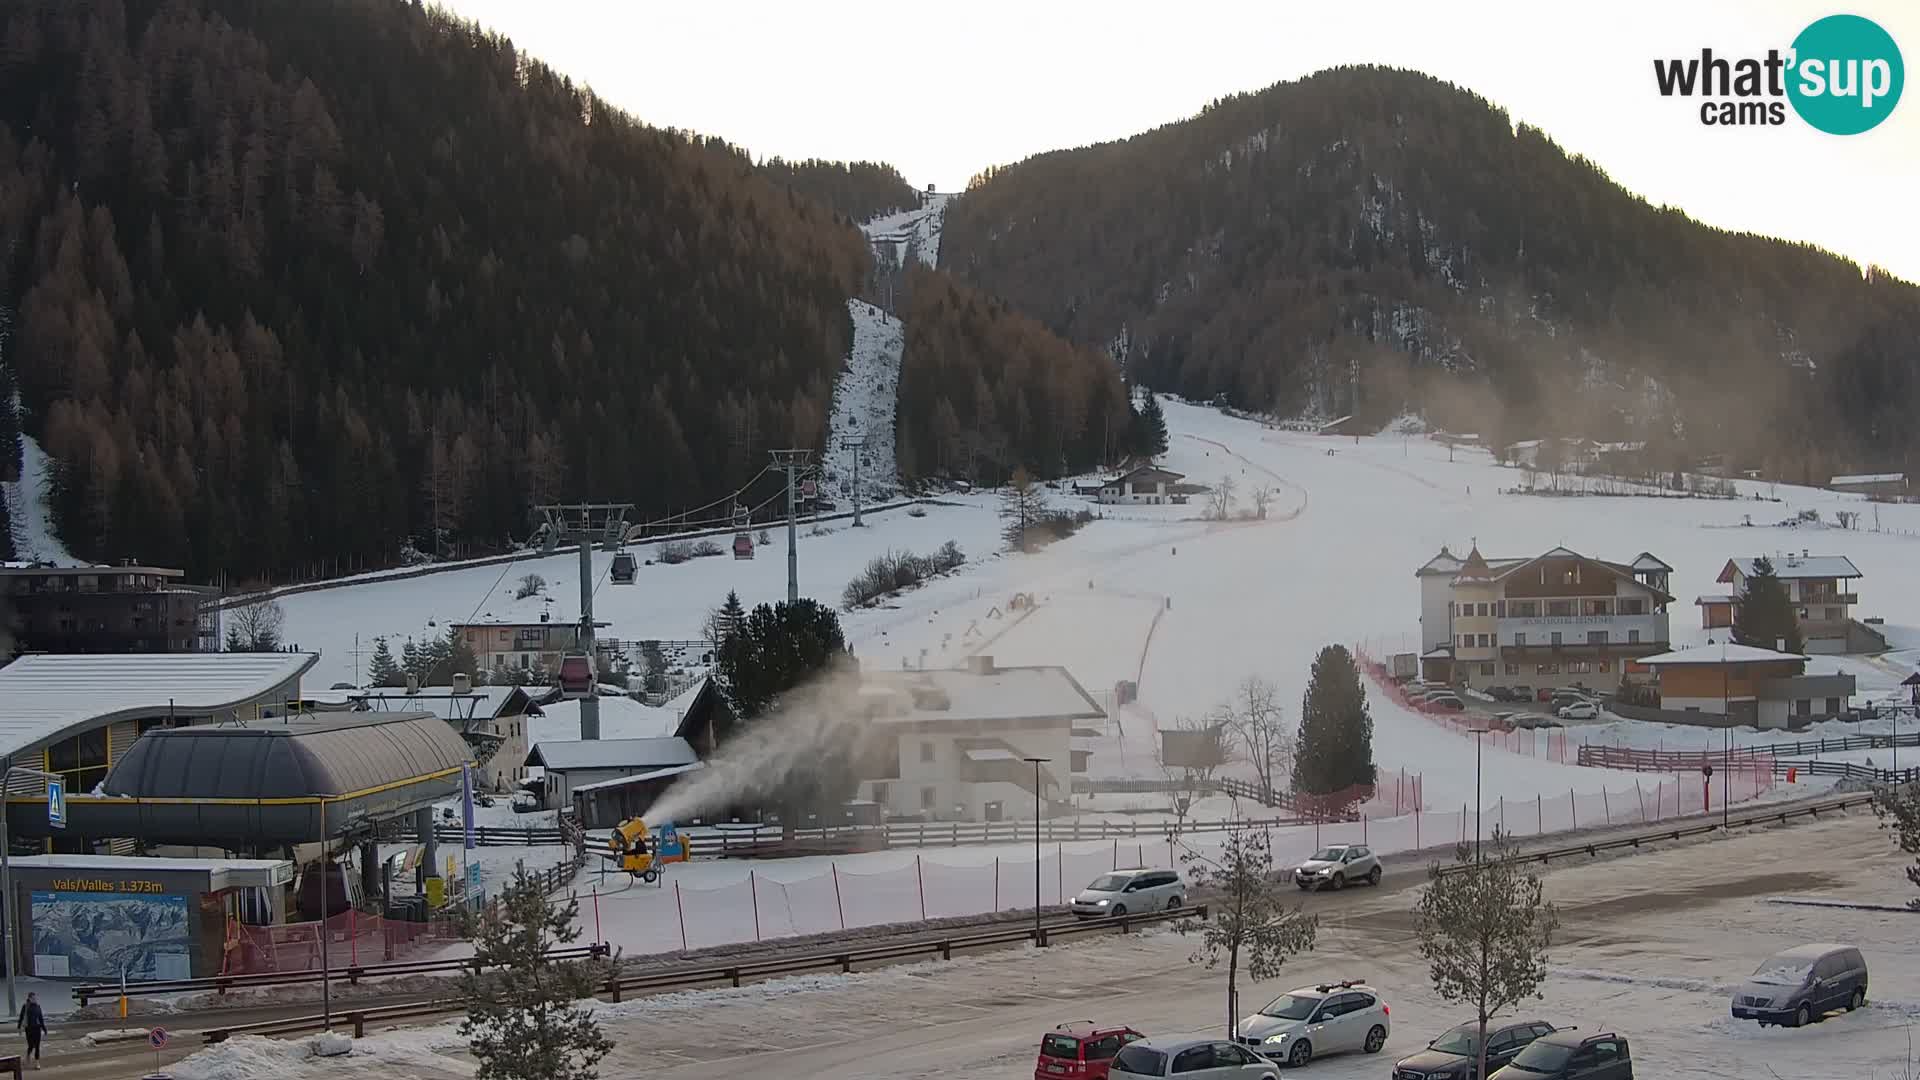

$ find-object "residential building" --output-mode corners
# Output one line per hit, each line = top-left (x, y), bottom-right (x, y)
(350, 681), (541, 792)
(851, 655), (1104, 821)
(1095, 465), (1186, 505)
(1, 562), (220, 656)
(454, 616), (610, 674)
(1414, 545), (1673, 691)
(1697, 554), (1864, 654)
(524, 736), (701, 808)
(1637, 642), (1855, 729)
(1828, 473), (1908, 499)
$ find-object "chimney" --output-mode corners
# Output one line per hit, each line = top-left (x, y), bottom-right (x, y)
(452, 672), (471, 695)
(405, 673), (419, 695)
(966, 655), (995, 675)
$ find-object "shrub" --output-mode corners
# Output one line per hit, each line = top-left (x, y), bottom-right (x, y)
(841, 542), (967, 609)
(514, 573), (547, 600)
(657, 540), (693, 564)
(907, 505), (928, 518)
(691, 540), (723, 558)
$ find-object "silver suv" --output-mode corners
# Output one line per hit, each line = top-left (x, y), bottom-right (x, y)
(1293, 844), (1382, 890)
(1070, 867), (1184, 918)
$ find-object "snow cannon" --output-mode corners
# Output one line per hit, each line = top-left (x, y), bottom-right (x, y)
(606, 818), (689, 884)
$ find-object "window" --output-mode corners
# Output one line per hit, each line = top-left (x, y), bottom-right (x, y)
(1459, 634), (1469, 648)
(1481, 663), (1495, 676)
(1598, 660), (1612, 673)
(1479, 603), (1491, 617)
(1514, 632), (1527, 647)
(1618, 597), (1647, 615)
(1628, 629), (1641, 643)
(919, 742), (935, 763)
(1213, 1045), (1259, 1068)
(1477, 634), (1490, 648)
(1170, 1046), (1214, 1074)
(1086, 1035), (1122, 1061)
(1583, 599), (1613, 616)
(920, 786), (938, 808)
(1504, 663), (1521, 675)
(1551, 632), (1563, 646)
(1510, 600), (1539, 617)
(1495, 601), (1506, 617)
(1826, 697), (1841, 716)
(1824, 606), (1840, 620)
(1547, 600), (1574, 616)
(1796, 699), (1812, 716)
(1567, 660), (1591, 674)
(1537, 662), (1560, 674)
(1591, 1040), (1623, 1062)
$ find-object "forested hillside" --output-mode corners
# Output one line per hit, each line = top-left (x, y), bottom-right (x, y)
(943, 66), (1920, 481)
(895, 266), (1128, 484)
(756, 158), (920, 224)
(0, 0), (870, 581)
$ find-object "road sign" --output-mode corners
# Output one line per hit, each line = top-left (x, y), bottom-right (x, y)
(148, 1027), (169, 1049)
(467, 862), (482, 894)
(46, 778), (65, 830)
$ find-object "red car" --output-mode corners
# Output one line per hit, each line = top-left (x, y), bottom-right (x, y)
(1035, 1022), (1147, 1079)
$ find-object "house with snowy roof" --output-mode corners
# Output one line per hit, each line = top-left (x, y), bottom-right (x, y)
(1828, 472), (1907, 499)
(1637, 642), (1854, 729)
(1414, 545), (1672, 690)
(1698, 553), (1873, 654)
(1094, 464), (1187, 505)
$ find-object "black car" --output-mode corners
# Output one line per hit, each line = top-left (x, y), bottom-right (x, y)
(1489, 1029), (1632, 1079)
(1393, 1020), (1555, 1080)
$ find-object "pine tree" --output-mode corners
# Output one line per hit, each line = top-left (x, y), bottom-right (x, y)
(1415, 829), (1560, 1080)
(1131, 391), (1170, 458)
(457, 866), (614, 1080)
(368, 636), (404, 687)
(401, 638), (424, 680)
(1732, 556), (1805, 654)
(1293, 644), (1376, 799)
(714, 597), (855, 836)
(427, 624), (479, 684)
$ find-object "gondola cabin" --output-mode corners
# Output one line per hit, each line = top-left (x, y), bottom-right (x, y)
(557, 653), (595, 699)
(609, 551), (637, 584)
(733, 533), (754, 559)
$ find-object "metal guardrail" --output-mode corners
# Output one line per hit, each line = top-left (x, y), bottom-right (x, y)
(1431, 794), (1876, 877)
(1768, 760), (1920, 785)
(202, 905), (1208, 1044)
(71, 945), (611, 1008)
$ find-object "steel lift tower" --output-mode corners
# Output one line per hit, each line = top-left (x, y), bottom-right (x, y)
(537, 503), (631, 740)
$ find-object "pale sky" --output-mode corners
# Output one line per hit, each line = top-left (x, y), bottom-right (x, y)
(437, 0), (1919, 283)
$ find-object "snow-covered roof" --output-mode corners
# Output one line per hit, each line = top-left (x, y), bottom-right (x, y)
(1694, 594), (1736, 605)
(1415, 547), (1463, 576)
(525, 736), (698, 771)
(1721, 556), (1862, 582)
(350, 686), (532, 722)
(0, 652), (319, 759)
(1630, 552), (1673, 572)
(962, 747), (1020, 762)
(1829, 473), (1905, 486)
(1637, 643), (1809, 666)
(570, 761), (705, 794)
(862, 665), (1104, 726)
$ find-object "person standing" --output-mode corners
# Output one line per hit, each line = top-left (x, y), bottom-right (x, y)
(17, 991), (47, 1068)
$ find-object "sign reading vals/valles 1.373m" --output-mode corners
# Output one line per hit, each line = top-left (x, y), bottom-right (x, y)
(48, 877), (169, 893)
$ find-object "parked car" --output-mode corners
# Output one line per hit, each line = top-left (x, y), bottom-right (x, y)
(1483, 686), (1515, 702)
(1429, 695), (1466, 712)
(1293, 844), (1382, 890)
(1510, 685), (1534, 702)
(1035, 1022), (1148, 1079)
(1731, 943), (1869, 1027)
(1110, 1038), (1279, 1079)
(1512, 712), (1561, 729)
(1393, 1019), (1557, 1080)
(1535, 687), (1558, 702)
(1070, 867), (1185, 919)
(1488, 1029), (1631, 1079)
(1235, 981), (1391, 1067)
(1556, 701), (1599, 721)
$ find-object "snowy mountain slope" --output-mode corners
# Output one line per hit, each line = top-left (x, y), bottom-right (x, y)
(3, 432), (78, 565)
(822, 300), (904, 504)
(860, 192), (948, 269)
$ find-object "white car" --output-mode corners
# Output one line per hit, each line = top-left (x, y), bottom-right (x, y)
(1111, 1038), (1279, 1079)
(1235, 981), (1392, 1068)
(1293, 844), (1382, 890)
(1556, 700), (1599, 721)
(1069, 867), (1184, 919)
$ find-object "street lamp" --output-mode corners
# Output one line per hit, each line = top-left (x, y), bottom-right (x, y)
(1, 762), (64, 1015)
(1467, 729), (1492, 862)
(1900, 672), (1920, 781)
(1023, 757), (1050, 945)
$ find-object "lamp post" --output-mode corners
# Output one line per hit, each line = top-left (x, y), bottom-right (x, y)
(1024, 756), (1050, 945)
(1900, 672), (1920, 780)
(1467, 729), (1491, 861)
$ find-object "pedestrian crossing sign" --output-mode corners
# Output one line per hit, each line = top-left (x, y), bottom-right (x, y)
(48, 778), (66, 829)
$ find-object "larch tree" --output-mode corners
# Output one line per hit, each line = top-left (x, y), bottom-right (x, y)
(998, 466), (1050, 552)
(1177, 826), (1318, 1039)
(1214, 676), (1292, 800)
(1414, 829), (1560, 1080)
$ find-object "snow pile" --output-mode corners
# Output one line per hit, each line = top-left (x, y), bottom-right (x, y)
(823, 300), (904, 504)
(171, 1028), (465, 1080)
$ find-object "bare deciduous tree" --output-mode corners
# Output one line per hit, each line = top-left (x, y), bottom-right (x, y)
(1157, 715), (1232, 834)
(1177, 826), (1318, 1040)
(1249, 485), (1276, 519)
(1213, 676), (1293, 800)
(224, 598), (285, 652)
(1414, 829), (1560, 1080)
(1207, 474), (1238, 520)
(514, 573), (547, 600)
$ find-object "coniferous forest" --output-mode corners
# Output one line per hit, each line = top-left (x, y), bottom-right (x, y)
(943, 67), (1920, 483)
(0, 0), (870, 580)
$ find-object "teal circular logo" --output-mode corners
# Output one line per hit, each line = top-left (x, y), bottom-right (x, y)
(1787, 14), (1904, 134)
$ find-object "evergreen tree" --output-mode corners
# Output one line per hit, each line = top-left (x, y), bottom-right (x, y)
(401, 638), (425, 681)
(1294, 644), (1377, 798)
(1131, 392), (1170, 459)
(713, 598), (855, 835)
(457, 866), (614, 1080)
(368, 637), (404, 687)
(717, 591), (746, 643)
(1732, 556), (1805, 654)
(427, 625), (479, 684)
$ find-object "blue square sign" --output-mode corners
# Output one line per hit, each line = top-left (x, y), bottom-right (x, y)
(47, 778), (66, 830)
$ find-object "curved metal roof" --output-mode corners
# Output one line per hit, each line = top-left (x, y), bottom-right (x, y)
(0, 652), (318, 758)
(104, 712), (472, 799)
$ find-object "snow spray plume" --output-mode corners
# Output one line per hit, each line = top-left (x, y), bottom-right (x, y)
(647, 668), (870, 824)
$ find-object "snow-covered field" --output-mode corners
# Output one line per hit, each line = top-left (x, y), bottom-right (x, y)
(164, 814), (1920, 1080)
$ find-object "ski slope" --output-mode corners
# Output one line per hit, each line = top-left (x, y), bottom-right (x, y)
(860, 191), (948, 269)
(822, 300), (904, 504)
